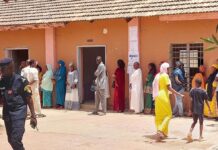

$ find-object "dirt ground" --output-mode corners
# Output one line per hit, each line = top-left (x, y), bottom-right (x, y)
(0, 108), (218, 150)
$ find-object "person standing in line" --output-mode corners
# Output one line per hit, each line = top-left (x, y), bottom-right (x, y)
(153, 62), (184, 142)
(113, 59), (125, 112)
(35, 62), (43, 107)
(65, 63), (79, 110)
(21, 59), (31, 79)
(144, 63), (157, 114)
(204, 64), (218, 119)
(92, 56), (107, 115)
(0, 58), (37, 150)
(29, 60), (43, 117)
(129, 62), (144, 113)
(41, 64), (53, 108)
(187, 79), (211, 142)
(172, 61), (185, 117)
(54, 60), (67, 109)
(21, 59), (32, 115)
(191, 65), (206, 89)
(100, 70), (110, 111)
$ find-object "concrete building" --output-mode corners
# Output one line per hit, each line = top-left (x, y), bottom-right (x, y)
(0, 0), (218, 112)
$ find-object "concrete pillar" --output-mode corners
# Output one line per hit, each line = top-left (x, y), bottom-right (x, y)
(127, 18), (140, 109)
(45, 28), (56, 69)
(127, 18), (140, 75)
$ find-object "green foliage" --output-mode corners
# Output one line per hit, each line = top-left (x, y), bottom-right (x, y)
(201, 24), (218, 51)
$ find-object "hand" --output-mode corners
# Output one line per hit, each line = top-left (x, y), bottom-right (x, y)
(180, 94), (184, 97)
(30, 117), (37, 129)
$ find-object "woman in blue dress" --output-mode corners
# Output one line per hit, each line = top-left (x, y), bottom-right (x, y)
(55, 60), (67, 109)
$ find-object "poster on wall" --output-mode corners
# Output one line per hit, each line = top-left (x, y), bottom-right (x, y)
(128, 26), (139, 75)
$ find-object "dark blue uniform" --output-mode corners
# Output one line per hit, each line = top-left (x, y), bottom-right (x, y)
(1, 73), (31, 150)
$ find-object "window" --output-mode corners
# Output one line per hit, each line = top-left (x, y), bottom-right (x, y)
(170, 43), (203, 90)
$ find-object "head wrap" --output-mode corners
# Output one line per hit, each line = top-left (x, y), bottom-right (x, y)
(211, 64), (218, 70)
(152, 62), (170, 99)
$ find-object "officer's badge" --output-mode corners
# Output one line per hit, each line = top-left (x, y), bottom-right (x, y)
(24, 85), (32, 94)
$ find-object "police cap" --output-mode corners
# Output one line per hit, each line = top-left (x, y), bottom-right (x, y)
(0, 58), (13, 67)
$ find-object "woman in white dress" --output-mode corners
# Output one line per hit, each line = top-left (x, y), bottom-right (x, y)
(65, 63), (79, 110)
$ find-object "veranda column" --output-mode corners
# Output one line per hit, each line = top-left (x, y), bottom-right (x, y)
(127, 18), (140, 75)
(45, 27), (56, 107)
(127, 18), (141, 110)
(45, 28), (56, 69)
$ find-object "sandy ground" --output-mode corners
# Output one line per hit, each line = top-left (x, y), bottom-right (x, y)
(0, 108), (218, 150)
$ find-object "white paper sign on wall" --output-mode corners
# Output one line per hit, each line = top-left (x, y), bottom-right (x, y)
(128, 26), (139, 75)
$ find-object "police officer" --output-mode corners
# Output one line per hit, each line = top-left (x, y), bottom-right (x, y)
(0, 58), (37, 150)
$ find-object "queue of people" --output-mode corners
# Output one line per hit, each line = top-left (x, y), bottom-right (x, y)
(2, 56), (218, 148)
(16, 57), (218, 122)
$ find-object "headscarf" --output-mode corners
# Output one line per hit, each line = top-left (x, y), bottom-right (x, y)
(69, 62), (76, 70)
(152, 62), (170, 99)
(58, 60), (66, 75)
(212, 64), (218, 70)
(46, 64), (53, 74)
(69, 62), (73, 67)
(55, 60), (66, 81)
(41, 64), (53, 91)
(206, 64), (218, 100)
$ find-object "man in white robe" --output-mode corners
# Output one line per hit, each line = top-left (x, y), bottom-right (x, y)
(29, 60), (42, 116)
(21, 60), (31, 115)
(22, 60), (42, 116)
(21, 59), (31, 80)
(130, 62), (144, 113)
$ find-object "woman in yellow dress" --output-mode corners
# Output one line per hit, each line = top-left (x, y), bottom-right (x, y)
(204, 64), (218, 119)
(153, 62), (184, 141)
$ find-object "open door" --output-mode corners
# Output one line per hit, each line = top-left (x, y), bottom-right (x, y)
(78, 46), (106, 104)
(5, 49), (29, 73)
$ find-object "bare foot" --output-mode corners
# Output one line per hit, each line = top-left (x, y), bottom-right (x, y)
(156, 131), (164, 142)
(155, 133), (162, 142)
(187, 133), (193, 143)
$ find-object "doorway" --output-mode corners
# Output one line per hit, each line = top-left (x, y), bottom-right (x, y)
(78, 46), (106, 104)
(5, 49), (29, 73)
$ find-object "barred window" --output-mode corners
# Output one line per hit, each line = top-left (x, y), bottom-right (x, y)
(170, 43), (204, 91)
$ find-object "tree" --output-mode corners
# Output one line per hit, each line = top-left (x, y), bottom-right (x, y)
(201, 25), (218, 51)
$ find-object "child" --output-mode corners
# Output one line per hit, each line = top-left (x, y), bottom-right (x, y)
(187, 79), (211, 142)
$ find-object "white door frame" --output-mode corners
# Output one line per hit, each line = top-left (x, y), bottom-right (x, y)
(4, 48), (29, 58)
(77, 45), (107, 103)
